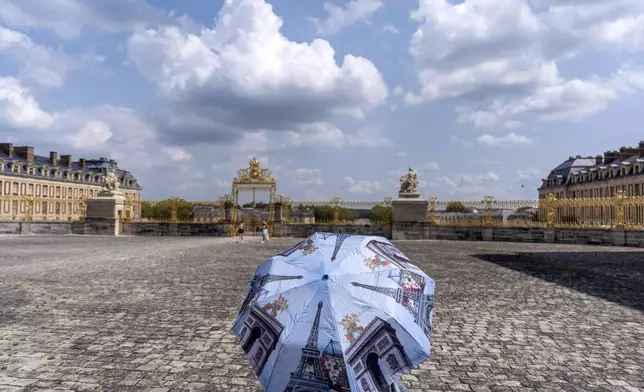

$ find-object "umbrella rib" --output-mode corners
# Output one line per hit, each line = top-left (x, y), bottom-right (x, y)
(331, 269), (433, 364)
(264, 281), (325, 391)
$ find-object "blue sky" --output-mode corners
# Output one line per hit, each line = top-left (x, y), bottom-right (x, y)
(1, 0), (644, 202)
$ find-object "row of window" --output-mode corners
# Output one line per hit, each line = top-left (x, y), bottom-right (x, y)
(541, 183), (643, 199)
(0, 161), (137, 187)
(544, 164), (644, 188)
(0, 200), (140, 216)
(0, 180), (140, 200)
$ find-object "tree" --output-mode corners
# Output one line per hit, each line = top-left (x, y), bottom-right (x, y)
(338, 207), (355, 221)
(445, 201), (467, 213)
(313, 205), (333, 221)
(313, 206), (355, 222)
(140, 198), (193, 220)
(369, 206), (392, 223)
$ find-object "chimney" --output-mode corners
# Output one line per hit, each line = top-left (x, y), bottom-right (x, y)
(595, 155), (603, 165)
(60, 154), (72, 167)
(14, 146), (34, 162)
(639, 141), (644, 149)
(49, 151), (57, 165)
(0, 143), (13, 157)
(79, 158), (86, 168)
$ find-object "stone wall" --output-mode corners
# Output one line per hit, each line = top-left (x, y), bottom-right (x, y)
(0, 220), (115, 235)
(3, 220), (644, 248)
(122, 222), (226, 236)
(426, 225), (644, 247)
(276, 223), (391, 238)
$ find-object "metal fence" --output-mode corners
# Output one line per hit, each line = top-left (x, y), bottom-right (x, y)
(430, 190), (644, 229)
(15, 189), (634, 229)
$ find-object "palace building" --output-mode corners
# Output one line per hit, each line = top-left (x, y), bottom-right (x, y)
(0, 143), (142, 221)
(539, 141), (644, 199)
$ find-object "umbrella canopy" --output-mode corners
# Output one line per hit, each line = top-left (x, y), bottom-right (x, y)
(232, 232), (435, 392)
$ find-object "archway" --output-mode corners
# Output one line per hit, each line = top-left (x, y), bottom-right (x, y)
(365, 352), (386, 390)
(243, 326), (262, 354)
(230, 157), (277, 237)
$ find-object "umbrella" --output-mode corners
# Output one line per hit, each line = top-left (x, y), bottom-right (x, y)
(232, 232), (435, 392)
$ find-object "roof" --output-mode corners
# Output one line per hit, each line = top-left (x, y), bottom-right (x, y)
(542, 151), (644, 188)
(0, 152), (141, 190)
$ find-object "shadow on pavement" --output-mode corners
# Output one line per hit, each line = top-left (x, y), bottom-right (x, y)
(473, 251), (644, 312)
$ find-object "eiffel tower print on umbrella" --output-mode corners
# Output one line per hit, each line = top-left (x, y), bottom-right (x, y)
(232, 232), (435, 392)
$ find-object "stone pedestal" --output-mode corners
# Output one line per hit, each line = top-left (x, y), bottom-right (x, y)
(85, 193), (125, 236)
(391, 198), (429, 240)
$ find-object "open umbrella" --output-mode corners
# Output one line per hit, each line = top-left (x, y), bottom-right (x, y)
(232, 232), (435, 391)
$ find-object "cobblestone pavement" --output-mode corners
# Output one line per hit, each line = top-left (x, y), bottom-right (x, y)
(0, 235), (643, 392)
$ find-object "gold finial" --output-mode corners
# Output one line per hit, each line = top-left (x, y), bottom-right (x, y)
(250, 157), (260, 168)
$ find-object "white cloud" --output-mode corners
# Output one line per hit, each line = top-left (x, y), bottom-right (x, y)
(311, 0), (384, 35)
(294, 168), (324, 186)
(383, 23), (400, 34)
(0, 77), (54, 129)
(0, 77), (157, 171)
(126, 0), (388, 145)
(436, 172), (502, 196)
(538, 0), (644, 51)
(213, 178), (230, 188)
(0, 0), (198, 39)
(344, 176), (383, 194)
(450, 135), (474, 149)
(477, 132), (533, 147)
(407, 0), (644, 128)
(0, 26), (102, 88)
(284, 123), (392, 149)
(161, 146), (193, 162)
(517, 167), (543, 180)
(70, 120), (113, 150)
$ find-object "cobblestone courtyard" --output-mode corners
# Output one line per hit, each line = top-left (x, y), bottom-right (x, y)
(0, 235), (643, 392)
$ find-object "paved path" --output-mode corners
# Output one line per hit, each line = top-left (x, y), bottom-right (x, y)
(0, 235), (643, 392)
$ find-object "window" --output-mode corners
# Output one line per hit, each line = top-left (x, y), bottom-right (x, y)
(67, 187), (72, 198)
(27, 167), (34, 175)
(54, 170), (61, 178)
(55, 186), (60, 198)
(35, 202), (40, 213)
(44, 169), (49, 177)
(0, 180), (2, 195)
(28, 184), (33, 195)
(42, 202), (48, 215)
(66, 172), (72, 180)
(36, 184), (41, 197)
(62, 187), (66, 198)
(12, 182), (18, 195)
(20, 183), (25, 195)
(0, 161), (3, 171)
(73, 188), (78, 198)
(11, 163), (18, 173)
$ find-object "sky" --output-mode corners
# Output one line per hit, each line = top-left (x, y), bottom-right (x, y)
(1, 0), (644, 202)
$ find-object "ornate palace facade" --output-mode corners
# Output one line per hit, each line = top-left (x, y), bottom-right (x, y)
(0, 143), (142, 221)
(539, 141), (644, 199)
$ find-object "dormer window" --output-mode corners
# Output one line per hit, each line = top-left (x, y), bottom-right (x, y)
(11, 163), (19, 173)
(54, 170), (61, 178)
(27, 167), (35, 175)
(65, 172), (72, 180)
(0, 160), (3, 171)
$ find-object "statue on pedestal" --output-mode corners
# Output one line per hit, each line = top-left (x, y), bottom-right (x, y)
(398, 167), (420, 198)
(99, 170), (122, 196)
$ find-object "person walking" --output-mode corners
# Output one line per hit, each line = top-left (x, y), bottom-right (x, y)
(236, 219), (245, 243)
(261, 221), (270, 243)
